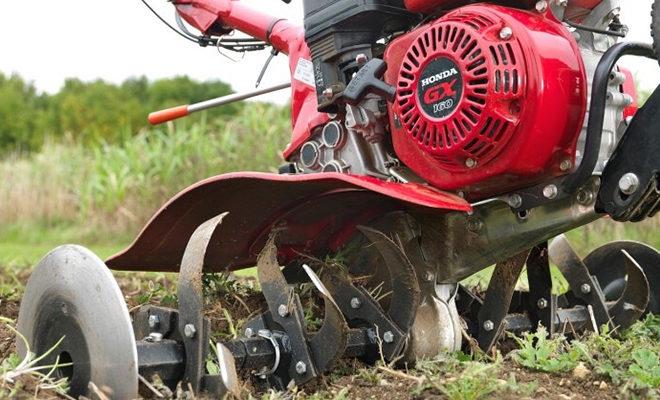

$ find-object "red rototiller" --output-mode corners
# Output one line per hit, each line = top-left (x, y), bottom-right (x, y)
(16, 0), (660, 397)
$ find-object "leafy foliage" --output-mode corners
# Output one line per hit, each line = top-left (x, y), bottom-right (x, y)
(510, 326), (581, 373)
(0, 72), (240, 153)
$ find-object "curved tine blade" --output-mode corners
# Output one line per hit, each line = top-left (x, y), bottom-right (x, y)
(256, 236), (319, 382)
(609, 250), (650, 328)
(216, 342), (241, 397)
(178, 212), (229, 392)
(303, 264), (349, 372)
(256, 235), (291, 308)
(549, 234), (612, 330)
(548, 234), (579, 270)
(357, 225), (420, 333)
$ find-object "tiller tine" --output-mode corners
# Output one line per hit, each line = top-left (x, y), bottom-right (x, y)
(476, 250), (530, 352)
(549, 234), (651, 331)
(469, 235), (654, 352)
(600, 250), (649, 328)
(177, 211), (240, 396)
(302, 264), (349, 374)
(243, 236), (351, 389)
(356, 225), (421, 333)
(549, 234), (612, 331)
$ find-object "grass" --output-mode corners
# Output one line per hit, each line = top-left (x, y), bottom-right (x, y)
(0, 317), (72, 398)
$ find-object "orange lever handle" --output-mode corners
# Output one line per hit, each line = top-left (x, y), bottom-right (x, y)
(148, 105), (190, 125)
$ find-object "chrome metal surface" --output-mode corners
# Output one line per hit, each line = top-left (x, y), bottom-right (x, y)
(618, 172), (640, 195)
(418, 178), (601, 283)
(188, 82), (291, 113)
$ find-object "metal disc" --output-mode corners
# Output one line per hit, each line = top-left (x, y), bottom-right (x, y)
(583, 241), (660, 314)
(17, 245), (138, 398)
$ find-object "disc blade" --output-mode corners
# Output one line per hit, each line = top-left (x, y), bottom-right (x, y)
(17, 245), (138, 399)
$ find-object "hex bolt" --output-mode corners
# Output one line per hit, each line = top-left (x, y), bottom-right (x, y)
(184, 324), (196, 338)
(424, 271), (435, 282)
(576, 189), (594, 205)
(537, 298), (548, 309)
(350, 297), (362, 309)
(147, 332), (163, 342)
(483, 320), (495, 331)
(278, 304), (289, 318)
(618, 173), (640, 195)
(508, 194), (523, 208)
(557, 0), (568, 6)
(323, 87), (334, 100)
(295, 361), (307, 375)
(499, 27), (513, 40)
(148, 314), (160, 329)
(535, 0), (548, 12)
(465, 158), (477, 168)
(543, 184), (558, 199)
(356, 53), (368, 65)
(244, 327), (254, 338)
(560, 159), (572, 172)
(580, 283), (592, 294)
(383, 331), (395, 343)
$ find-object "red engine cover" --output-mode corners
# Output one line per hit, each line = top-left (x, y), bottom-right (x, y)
(385, 4), (587, 197)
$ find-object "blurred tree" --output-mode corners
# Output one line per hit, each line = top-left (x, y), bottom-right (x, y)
(0, 73), (47, 152)
(0, 73), (242, 153)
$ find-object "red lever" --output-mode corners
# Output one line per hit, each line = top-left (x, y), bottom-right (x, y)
(148, 105), (190, 125)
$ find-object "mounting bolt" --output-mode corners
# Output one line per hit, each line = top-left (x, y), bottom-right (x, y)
(147, 332), (163, 342)
(350, 297), (362, 309)
(295, 361), (307, 375)
(535, 0), (548, 12)
(618, 173), (640, 195)
(557, 0), (568, 6)
(184, 324), (196, 338)
(580, 283), (592, 294)
(383, 331), (395, 343)
(560, 159), (572, 172)
(537, 298), (548, 309)
(323, 87), (334, 100)
(465, 158), (477, 168)
(466, 218), (483, 233)
(483, 320), (495, 331)
(356, 53), (368, 65)
(543, 184), (558, 199)
(576, 189), (594, 205)
(499, 27), (513, 40)
(244, 327), (254, 338)
(277, 304), (289, 318)
(508, 194), (523, 208)
(148, 314), (160, 329)
(424, 271), (435, 282)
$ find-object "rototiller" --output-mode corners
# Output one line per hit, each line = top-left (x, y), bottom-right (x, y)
(16, 0), (660, 397)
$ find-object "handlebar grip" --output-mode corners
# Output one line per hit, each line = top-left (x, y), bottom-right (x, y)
(148, 105), (190, 125)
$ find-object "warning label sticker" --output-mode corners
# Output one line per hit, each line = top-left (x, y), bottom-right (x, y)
(294, 58), (316, 88)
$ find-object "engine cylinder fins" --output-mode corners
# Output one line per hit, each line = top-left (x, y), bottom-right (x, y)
(16, 245), (138, 399)
(582, 241), (659, 315)
(394, 6), (525, 170)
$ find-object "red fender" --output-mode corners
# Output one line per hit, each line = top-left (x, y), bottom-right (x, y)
(106, 172), (471, 272)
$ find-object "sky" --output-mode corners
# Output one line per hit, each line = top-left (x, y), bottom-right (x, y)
(0, 0), (658, 105)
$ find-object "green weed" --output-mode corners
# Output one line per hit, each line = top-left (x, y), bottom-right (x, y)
(510, 326), (581, 373)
